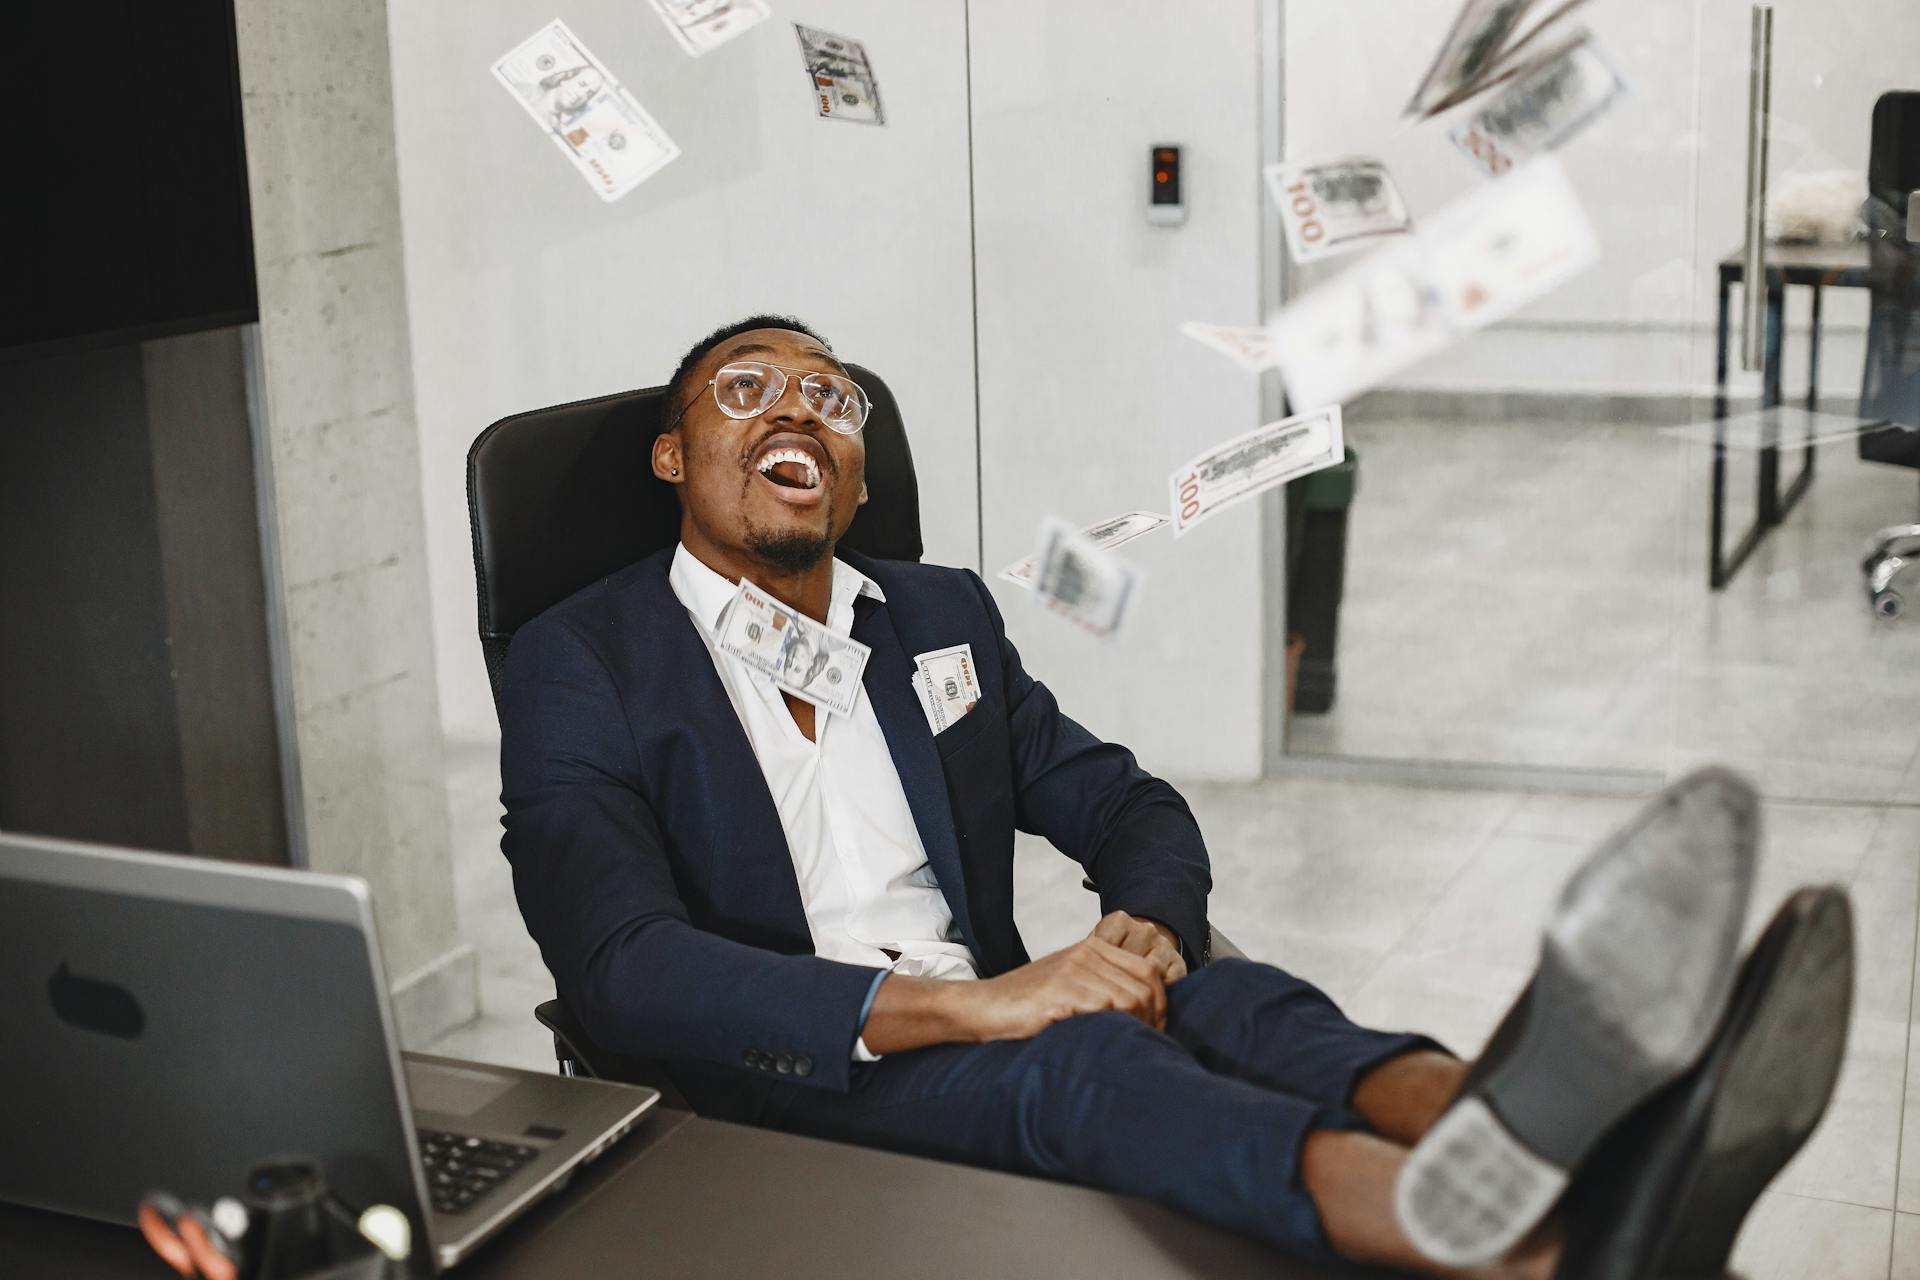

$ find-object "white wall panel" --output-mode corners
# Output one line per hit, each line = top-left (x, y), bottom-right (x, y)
(970, 0), (1271, 781)
(388, 1), (979, 742)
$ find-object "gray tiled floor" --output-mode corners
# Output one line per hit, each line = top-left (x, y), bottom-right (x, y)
(1286, 415), (1920, 805)
(427, 738), (1920, 1278)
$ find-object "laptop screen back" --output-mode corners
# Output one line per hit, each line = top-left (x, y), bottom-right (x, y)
(0, 834), (428, 1250)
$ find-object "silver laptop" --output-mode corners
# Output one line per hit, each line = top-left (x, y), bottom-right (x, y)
(0, 832), (658, 1270)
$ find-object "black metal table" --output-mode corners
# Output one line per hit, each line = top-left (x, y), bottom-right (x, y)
(1710, 241), (1873, 589)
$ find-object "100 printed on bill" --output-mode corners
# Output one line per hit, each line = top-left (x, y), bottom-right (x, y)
(1170, 406), (1346, 538)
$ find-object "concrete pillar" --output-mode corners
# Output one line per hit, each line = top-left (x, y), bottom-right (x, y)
(231, 0), (474, 1043)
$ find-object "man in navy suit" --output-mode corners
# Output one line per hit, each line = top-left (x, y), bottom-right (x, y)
(498, 317), (1846, 1277)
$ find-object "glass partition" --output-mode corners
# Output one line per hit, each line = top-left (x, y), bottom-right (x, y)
(1280, 0), (1920, 806)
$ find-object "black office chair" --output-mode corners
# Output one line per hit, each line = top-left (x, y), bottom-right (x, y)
(467, 367), (1241, 1092)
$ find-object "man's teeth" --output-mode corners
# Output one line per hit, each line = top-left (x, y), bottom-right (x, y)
(756, 448), (821, 489)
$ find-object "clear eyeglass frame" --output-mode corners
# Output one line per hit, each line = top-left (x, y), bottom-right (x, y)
(670, 360), (870, 435)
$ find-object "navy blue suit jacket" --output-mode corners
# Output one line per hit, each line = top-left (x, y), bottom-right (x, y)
(498, 546), (1211, 1116)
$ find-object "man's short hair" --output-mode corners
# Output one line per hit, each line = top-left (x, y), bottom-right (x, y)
(661, 314), (833, 435)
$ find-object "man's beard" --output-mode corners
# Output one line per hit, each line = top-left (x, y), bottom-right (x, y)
(745, 526), (833, 574)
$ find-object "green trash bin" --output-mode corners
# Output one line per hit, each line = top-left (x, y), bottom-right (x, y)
(1283, 445), (1358, 715)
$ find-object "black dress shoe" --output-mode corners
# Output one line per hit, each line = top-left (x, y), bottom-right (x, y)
(1554, 886), (1854, 1280)
(1396, 767), (1760, 1267)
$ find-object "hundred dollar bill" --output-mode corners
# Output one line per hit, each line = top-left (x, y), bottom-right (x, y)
(1450, 37), (1627, 177)
(492, 20), (680, 202)
(1267, 159), (1597, 411)
(1264, 158), (1413, 264)
(1419, 157), (1599, 330)
(1405, 0), (1589, 118)
(1169, 407), (1344, 539)
(1268, 239), (1450, 414)
(1179, 321), (1282, 373)
(998, 510), (1167, 588)
(796, 24), (884, 125)
(715, 578), (871, 718)
(912, 643), (982, 734)
(647, 0), (771, 58)
(1029, 516), (1142, 638)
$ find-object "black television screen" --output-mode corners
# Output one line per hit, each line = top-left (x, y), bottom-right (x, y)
(4, 2), (257, 354)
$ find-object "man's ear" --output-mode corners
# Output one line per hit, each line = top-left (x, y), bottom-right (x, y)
(651, 432), (683, 484)
(858, 481), (869, 506)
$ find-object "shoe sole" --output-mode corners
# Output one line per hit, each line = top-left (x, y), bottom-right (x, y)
(1394, 767), (1759, 1267)
(1656, 888), (1854, 1278)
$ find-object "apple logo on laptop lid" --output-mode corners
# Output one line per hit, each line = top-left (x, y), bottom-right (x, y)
(49, 962), (146, 1039)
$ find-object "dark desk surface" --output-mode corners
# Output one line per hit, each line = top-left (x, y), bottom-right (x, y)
(1, 1108), (1383, 1280)
(1718, 240), (1873, 284)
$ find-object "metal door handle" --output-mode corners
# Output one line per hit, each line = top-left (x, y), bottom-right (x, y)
(1740, 4), (1773, 371)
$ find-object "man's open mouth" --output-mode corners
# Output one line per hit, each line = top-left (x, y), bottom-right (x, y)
(755, 447), (822, 492)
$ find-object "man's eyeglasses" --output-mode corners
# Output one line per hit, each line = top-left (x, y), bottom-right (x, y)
(668, 361), (871, 434)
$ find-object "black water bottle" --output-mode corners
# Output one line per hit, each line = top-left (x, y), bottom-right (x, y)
(240, 1159), (335, 1279)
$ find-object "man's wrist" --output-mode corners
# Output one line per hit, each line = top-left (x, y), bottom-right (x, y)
(859, 972), (989, 1054)
(938, 977), (989, 1043)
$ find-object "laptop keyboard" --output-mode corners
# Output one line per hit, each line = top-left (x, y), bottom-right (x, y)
(417, 1128), (538, 1215)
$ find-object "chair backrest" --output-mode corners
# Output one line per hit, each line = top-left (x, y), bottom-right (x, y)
(1868, 91), (1920, 207)
(1860, 91), (1920, 459)
(466, 363), (923, 711)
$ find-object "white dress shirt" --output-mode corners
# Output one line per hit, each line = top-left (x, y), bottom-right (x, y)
(668, 545), (978, 1059)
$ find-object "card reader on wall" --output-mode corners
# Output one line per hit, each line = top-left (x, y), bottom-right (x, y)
(1149, 145), (1185, 226)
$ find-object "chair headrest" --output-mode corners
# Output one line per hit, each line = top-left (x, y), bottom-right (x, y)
(466, 363), (922, 646)
(1870, 91), (1920, 199)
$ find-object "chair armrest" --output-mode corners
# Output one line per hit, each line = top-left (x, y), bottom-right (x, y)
(533, 998), (692, 1109)
(533, 998), (599, 1075)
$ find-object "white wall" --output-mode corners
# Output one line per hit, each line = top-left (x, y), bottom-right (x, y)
(392, 0), (1281, 778)
(388, 1), (980, 744)
(1284, 0), (1918, 398)
(970, 0), (1272, 781)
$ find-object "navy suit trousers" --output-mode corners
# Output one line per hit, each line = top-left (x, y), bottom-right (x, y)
(761, 958), (1440, 1259)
